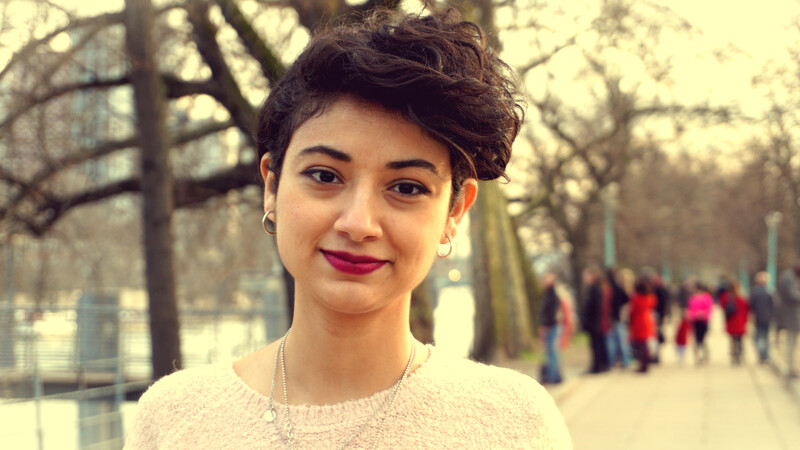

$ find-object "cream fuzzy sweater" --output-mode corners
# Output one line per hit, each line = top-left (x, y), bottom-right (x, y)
(124, 346), (572, 449)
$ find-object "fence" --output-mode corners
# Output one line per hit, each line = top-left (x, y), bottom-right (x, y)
(0, 289), (289, 449)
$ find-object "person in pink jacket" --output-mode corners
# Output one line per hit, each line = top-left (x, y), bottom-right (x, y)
(687, 283), (714, 364)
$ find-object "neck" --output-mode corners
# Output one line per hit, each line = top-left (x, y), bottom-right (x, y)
(280, 291), (418, 405)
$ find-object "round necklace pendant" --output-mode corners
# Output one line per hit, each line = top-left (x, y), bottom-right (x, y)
(263, 408), (277, 422)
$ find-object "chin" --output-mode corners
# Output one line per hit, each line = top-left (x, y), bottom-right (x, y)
(325, 286), (388, 313)
(309, 282), (401, 316)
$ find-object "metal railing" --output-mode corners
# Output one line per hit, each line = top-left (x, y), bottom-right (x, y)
(0, 298), (289, 449)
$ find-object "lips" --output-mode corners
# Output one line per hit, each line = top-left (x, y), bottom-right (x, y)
(321, 250), (388, 275)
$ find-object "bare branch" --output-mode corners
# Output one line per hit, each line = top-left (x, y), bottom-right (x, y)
(517, 37), (575, 76)
(12, 160), (257, 237)
(0, 3), (182, 84)
(0, 74), (217, 133)
(286, 0), (400, 32)
(185, 0), (257, 145)
(0, 75), (129, 132)
(0, 120), (235, 225)
(213, 0), (285, 84)
(532, 99), (582, 153)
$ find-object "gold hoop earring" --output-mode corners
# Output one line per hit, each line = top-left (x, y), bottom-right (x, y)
(437, 235), (453, 258)
(262, 210), (276, 235)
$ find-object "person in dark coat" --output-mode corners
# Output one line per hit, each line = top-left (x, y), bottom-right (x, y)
(605, 268), (631, 368)
(750, 271), (774, 364)
(538, 272), (563, 384)
(650, 273), (671, 364)
(581, 267), (609, 374)
(776, 264), (800, 378)
(677, 276), (695, 313)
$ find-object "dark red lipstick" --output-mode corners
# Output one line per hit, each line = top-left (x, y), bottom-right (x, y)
(322, 250), (387, 275)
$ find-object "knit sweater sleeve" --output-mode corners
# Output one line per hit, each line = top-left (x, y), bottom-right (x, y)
(123, 371), (181, 450)
(404, 353), (572, 449)
(510, 373), (572, 448)
(470, 365), (572, 448)
(122, 364), (256, 449)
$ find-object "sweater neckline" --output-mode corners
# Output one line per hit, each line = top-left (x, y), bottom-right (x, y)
(224, 344), (438, 426)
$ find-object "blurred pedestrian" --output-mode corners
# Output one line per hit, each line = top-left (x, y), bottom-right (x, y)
(605, 268), (631, 368)
(581, 267), (610, 374)
(674, 312), (691, 365)
(750, 271), (774, 364)
(556, 284), (576, 350)
(677, 276), (695, 313)
(629, 277), (656, 373)
(539, 272), (563, 384)
(720, 278), (749, 365)
(650, 273), (671, 364)
(688, 283), (714, 364)
(777, 263), (800, 379)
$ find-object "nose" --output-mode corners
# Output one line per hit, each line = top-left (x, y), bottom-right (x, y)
(333, 187), (383, 242)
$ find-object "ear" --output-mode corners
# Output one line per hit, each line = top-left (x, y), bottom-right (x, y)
(260, 154), (277, 214)
(442, 178), (478, 243)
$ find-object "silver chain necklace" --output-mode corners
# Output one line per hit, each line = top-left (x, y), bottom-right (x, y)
(263, 328), (416, 450)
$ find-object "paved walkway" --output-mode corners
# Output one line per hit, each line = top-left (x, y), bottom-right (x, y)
(551, 311), (800, 449)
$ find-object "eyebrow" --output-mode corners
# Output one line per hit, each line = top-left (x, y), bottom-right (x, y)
(386, 159), (439, 176)
(297, 145), (440, 176)
(297, 145), (351, 162)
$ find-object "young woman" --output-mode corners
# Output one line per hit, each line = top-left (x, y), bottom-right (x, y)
(687, 283), (714, 365)
(125, 8), (571, 449)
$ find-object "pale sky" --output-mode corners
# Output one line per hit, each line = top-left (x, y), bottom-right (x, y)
(667, 0), (799, 114)
(6, 0), (800, 154)
(12, 0), (800, 114)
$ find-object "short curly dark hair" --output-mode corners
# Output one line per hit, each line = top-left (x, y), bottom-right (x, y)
(256, 8), (523, 205)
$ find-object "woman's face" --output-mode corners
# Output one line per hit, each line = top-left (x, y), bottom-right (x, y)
(261, 96), (476, 316)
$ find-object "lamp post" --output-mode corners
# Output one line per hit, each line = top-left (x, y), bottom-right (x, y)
(765, 211), (783, 293)
(739, 256), (749, 295)
(602, 183), (619, 269)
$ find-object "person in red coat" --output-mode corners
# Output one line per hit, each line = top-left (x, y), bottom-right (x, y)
(720, 279), (750, 365)
(674, 312), (691, 365)
(629, 278), (656, 373)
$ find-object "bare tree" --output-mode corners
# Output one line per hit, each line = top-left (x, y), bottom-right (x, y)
(5, 0), (562, 370)
(124, 0), (183, 378)
(512, 0), (732, 296)
(749, 13), (800, 265)
(0, 0), (410, 378)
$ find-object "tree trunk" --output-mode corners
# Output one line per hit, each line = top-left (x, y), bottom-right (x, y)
(460, 0), (536, 362)
(789, 179), (800, 263)
(568, 220), (591, 313)
(471, 182), (516, 357)
(495, 187), (535, 355)
(125, 0), (182, 380)
(469, 190), (495, 362)
(512, 217), (542, 332)
(410, 278), (434, 344)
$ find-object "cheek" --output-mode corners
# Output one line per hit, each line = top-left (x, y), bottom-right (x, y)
(392, 210), (447, 260)
(274, 189), (324, 255)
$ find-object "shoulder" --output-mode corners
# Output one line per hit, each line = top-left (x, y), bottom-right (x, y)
(408, 348), (572, 447)
(125, 364), (237, 448)
(139, 363), (233, 408)
(419, 350), (540, 397)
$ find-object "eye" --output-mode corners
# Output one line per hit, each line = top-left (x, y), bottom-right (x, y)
(302, 168), (341, 184)
(390, 182), (430, 196)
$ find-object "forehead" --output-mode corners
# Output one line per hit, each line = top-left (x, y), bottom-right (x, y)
(285, 96), (452, 172)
